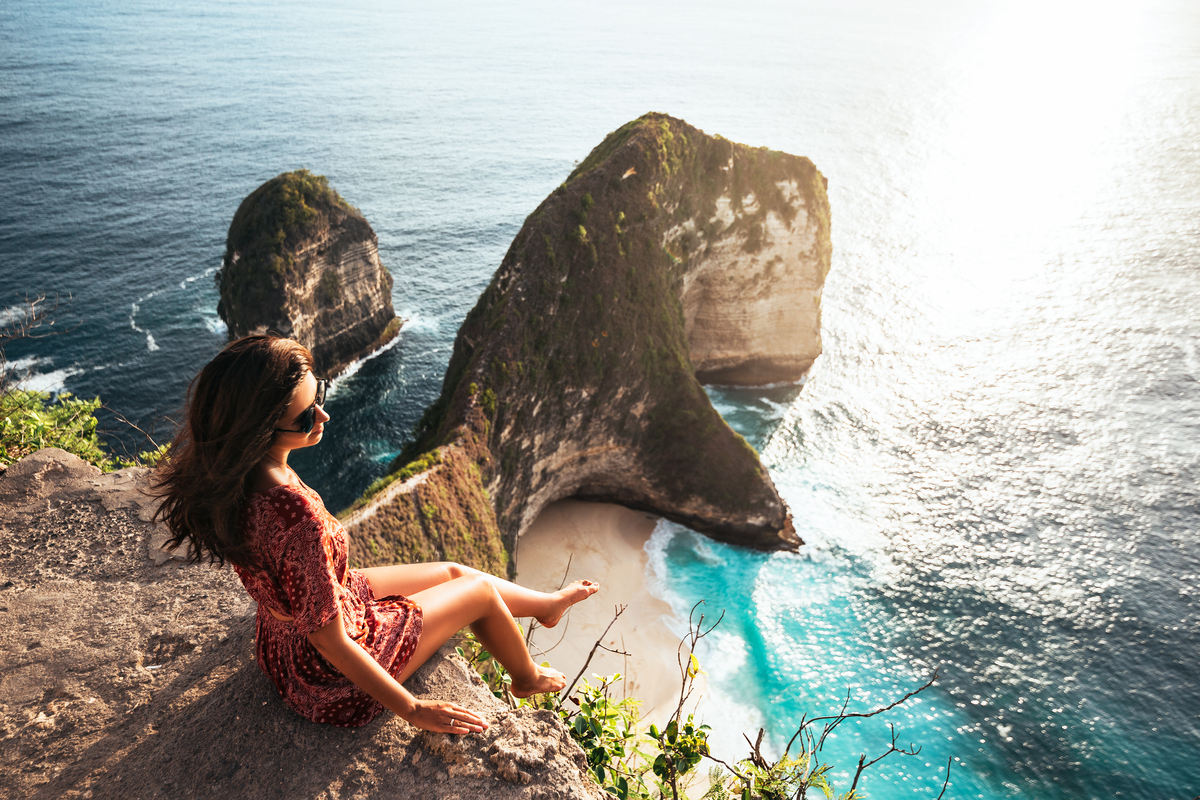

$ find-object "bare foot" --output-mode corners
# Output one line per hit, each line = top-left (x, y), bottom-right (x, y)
(511, 665), (567, 698)
(536, 580), (600, 629)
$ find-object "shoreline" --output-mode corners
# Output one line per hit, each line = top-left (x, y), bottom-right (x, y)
(514, 499), (694, 724)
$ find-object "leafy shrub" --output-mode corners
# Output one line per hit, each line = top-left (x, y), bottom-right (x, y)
(456, 604), (952, 800)
(0, 390), (166, 472)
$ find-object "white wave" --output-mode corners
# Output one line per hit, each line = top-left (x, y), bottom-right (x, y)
(204, 316), (227, 336)
(0, 304), (28, 327)
(692, 634), (770, 762)
(129, 302), (160, 352)
(181, 266), (219, 290)
(644, 519), (685, 612)
(2, 356), (81, 395)
(2, 354), (39, 374)
(395, 310), (440, 333)
(22, 367), (79, 394)
(643, 521), (771, 761)
(327, 327), (405, 395)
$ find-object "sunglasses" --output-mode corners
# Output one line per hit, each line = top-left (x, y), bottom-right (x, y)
(275, 379), (327, 434)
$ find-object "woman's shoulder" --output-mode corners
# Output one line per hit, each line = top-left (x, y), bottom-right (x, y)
(245, 482), (328, 532)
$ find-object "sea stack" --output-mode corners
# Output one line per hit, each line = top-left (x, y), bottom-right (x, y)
(217, 170), (400, 378)
(344, 113), (830, 572)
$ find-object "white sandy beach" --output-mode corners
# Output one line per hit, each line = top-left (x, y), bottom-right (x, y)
(514, 500), (695, 724)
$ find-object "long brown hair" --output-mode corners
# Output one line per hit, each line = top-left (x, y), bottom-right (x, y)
(153, 334), (313, 566)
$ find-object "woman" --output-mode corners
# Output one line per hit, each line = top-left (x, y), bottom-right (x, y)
(154, 334), (597, 733)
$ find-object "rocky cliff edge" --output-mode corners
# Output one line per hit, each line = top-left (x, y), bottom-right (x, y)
(0, 449), (603, 800)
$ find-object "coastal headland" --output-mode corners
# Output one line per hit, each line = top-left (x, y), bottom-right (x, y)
(0, 449), (603, 799)
(342, 112), (830, 581)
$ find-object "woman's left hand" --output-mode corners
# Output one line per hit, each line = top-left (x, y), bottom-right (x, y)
(307, 612), (489, 734)
(405, 698), (488, 734)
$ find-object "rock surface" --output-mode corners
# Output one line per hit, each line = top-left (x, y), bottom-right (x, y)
(0, 449), (603, 800)
(217, 170), (401, 379)
(344, 113), (828, 570)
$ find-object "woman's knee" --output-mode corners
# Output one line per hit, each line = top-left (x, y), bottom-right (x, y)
(445, 562), (483, 580)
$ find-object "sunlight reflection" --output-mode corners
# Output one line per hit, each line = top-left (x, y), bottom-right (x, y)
(912, 0), (1148, 314)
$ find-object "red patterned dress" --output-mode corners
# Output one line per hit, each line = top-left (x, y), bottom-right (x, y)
(232, 481), (423, 727)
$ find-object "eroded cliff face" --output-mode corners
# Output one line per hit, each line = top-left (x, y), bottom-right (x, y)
(0, 449), (602, 800)
(345, 113), (830, 570)
(675, 175), (829, 385)
(217, 170), (400, 378)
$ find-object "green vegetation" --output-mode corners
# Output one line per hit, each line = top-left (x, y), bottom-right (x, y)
(341, 449), (443, 515)
(0, 293), (165, 472)
(458, 605), (952, 800)
(0, 390), (166, 473)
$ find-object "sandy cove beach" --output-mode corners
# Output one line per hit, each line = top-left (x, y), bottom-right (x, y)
(514, 499), (696, 724)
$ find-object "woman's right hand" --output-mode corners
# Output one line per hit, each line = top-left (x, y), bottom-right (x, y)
(404, 699), (489, 734)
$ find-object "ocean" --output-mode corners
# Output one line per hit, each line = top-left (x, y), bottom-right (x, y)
(2, 0), (1198, 797)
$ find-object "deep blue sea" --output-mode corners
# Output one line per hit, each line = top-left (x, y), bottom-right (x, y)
(3, 1), (1198, 797)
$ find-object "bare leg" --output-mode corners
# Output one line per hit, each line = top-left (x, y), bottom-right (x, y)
(362, 562), (598, 627)
(396, 574), (564, 697)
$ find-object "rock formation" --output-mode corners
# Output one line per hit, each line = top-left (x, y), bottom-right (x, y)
(344, 113), (829, 571)
(217, 170), (401, 379)
(0, 449), (603, 800)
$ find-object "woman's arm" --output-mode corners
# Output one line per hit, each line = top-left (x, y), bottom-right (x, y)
(306, 609), (488, 734)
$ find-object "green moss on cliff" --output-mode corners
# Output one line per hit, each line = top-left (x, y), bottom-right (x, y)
(344, 440), (505, 575)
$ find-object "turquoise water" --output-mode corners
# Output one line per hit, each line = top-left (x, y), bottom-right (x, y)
(3, 1), (1198, 796)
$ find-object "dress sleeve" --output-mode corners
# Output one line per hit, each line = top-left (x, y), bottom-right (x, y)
(277, 519), (341, 636)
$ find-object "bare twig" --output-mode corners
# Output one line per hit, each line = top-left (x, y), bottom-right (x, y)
(1, 293), (78, 395)
(783, 712), (810, 760)
(100, 404), (162, 451)
(935, 756), (953, 800)
(811, 669), (941, 754)
(560, 604), (627, 702)
(526, 553), (574, 646)
(845, 723), (921, 798)
(0, 292), (75, 347)
(672, 601), (724, 724)
(742, 728), (769, 770)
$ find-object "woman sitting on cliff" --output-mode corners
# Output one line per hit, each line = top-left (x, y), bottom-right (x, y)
(153, 334), (597, 732)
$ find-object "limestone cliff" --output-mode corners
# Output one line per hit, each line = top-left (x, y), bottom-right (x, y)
(0, 449), (603, 800)
(217, 170), (401, 378)
(344, 113), (829, 571)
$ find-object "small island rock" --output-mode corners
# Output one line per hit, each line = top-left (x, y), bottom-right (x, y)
(217, 170), (401, 378)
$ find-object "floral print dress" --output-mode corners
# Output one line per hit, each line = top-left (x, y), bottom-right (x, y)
(232, 481), (423, 727)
